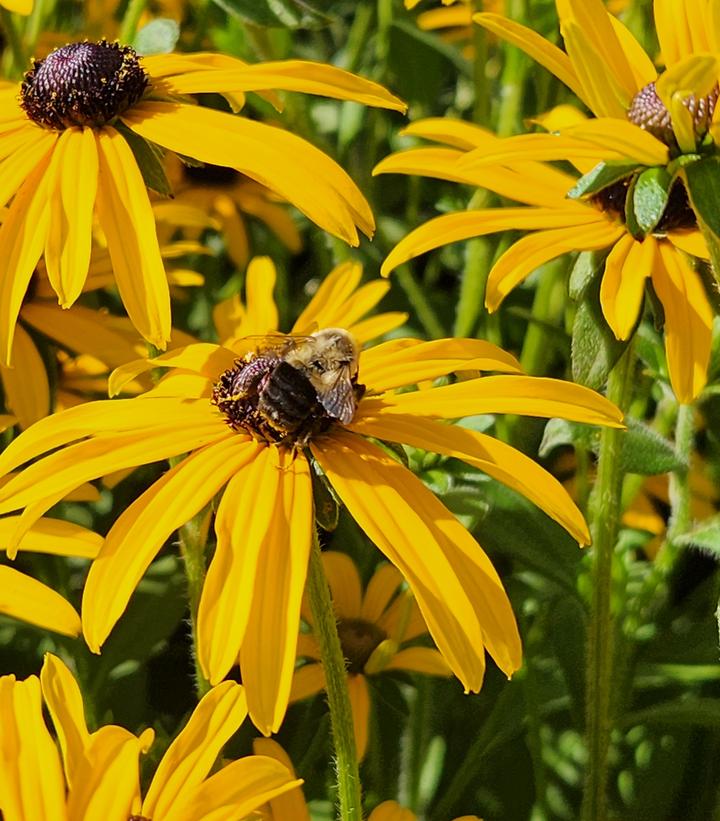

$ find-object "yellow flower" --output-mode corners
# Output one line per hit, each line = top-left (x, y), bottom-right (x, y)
(0, 517), (101, 636)
(0, 40), (405, 362)
(0, 653), (300, 821)
(376, 116), (714, 402)
(253, 738), (311, 821)
(370, 802), (481, 821)
(0, 260), (622, 735)
(0, 0), (32, 13)
(291, 551), (452, 759)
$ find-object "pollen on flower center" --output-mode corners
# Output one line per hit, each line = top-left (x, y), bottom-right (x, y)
(20, 40), (148, 130)
(337, 617), (387, 674)
(627, 80), (718, 147)
(211, 331), (365, 448)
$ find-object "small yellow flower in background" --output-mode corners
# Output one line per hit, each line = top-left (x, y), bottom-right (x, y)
(0, 516), (101, 636)
(160, 155), (302, 270)
(0, 654), (300, 821)
(376, 115), (714, 403)
(0, 257), (622, 736)
(291, 551), (452, 758)
(0, 39), (405, 361)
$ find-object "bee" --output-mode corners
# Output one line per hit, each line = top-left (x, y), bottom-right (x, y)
(213, 328), (364, 446)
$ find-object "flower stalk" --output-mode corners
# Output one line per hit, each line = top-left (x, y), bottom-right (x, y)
(582, 345), (634, 821)
(118, 0), (148, 44)
(307, 529), (364, 821)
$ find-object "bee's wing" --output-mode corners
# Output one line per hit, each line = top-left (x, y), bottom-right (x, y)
(319, 367), (357, 424)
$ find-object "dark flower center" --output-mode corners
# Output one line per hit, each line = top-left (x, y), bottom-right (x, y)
(590, 177), (697, 233)
(337, 617), (387, 674)
(21, 40), (148, 130)
(184, 161), (240, 187)
(627, 80), (718, 148)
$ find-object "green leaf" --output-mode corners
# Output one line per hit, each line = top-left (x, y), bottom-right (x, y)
(624, 172), (642, 239)
(538, 418), (596, 457)
(567, 161), (639, 200)
(619, 418), (685, 475)
(684, 155), (720, 240)
(568, 250), (606, 301)
(629, 166), (672, 236)
(571, 276), (629, 390)
(549, 596), (587, 729)
(621, 698), (720, 729)
(210, 0), (333, 28)
(116, 123), (173, 197)
(675, 514), (720, 559)
(133, 19), (180, 55)
(311, 463), (340, 532)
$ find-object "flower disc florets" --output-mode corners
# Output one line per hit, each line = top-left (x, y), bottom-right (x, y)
(212, 331), (365, 448)
(337, 617), (387, 674)
(627, 80), (719, 147)
(20, 40), (148, 130)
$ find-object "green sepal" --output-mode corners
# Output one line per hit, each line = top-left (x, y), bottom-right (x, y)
(683, 155), (720, 240)
(675, 514), (720, 559)
(619, 418), (686, 475)
(116, 122), (174, 198)
(628, 166), (672, 236)
(567, 161), (639, 200)
(210, 0), (333, 29)
(133, 19), (180, 54)
(568, 249), (607, 301)
(310, 460), (340, 532)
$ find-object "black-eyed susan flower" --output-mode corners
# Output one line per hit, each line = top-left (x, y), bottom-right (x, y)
(0, 516), (101, 636)
(376, 117), (714, 403)
(0, 653), (299, 821)
(0, 40), (405, 362)
(0, 251), (622, 734)
(291, 551), (452, 759)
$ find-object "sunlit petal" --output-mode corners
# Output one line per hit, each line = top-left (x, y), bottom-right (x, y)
(0, 565), (81, 636)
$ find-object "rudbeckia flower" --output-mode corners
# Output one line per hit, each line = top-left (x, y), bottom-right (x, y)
(0, 39), (405, 361)
(0, 517), (101, 637)
(0, 653), (300, 821)
(376, 116), (714, 402)
(0, 248), (622, 735)
(291, 551), (451, 759)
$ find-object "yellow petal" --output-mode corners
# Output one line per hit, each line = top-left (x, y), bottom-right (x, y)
(214, 256), (279, 341)
(359, 337), (522, 392)
(608, 16), (657, 90)
(252, 739), (310, 821)
(561, 119), (669, 165)
(0, 149), (54, 365)
(360, 374), (625, 427)
(485, 221), (624, 311)
(599, 234), (653, 340)
(386, 647), (452, 676)
(368, 801), (415, 821)
(313, 432), (520, 688)
(44, 127), (98, 307)
(82, 436), (253, 653)
(351, 414), (590, 544)
(667, 230), (709, 260)
(322, 551), (363, 619)
(1, 515), (102, 559)
(0, 323), (50, 428)
(0, 675), (66, 821)
(289, 663), (325, 702)
(158, 60), (406, 112)
(361, 563), (403, 622)
(123, 102), (374, 245)
(240, 450), (313, 734)
(143, 682), (248, 819)
(40, 654), (90, 789)
(292, 260), (362, 332)
(348, 674), (370, 760)
(163, 755), (301, 821)
(381, 207), (602, 277)
(95, 128), (170, 349)
(0, 565), (81, 636)
(654, 0), (692, 64)
(0, 127), (56, 207)
(651, 242), (713, 403)
(0, 0), (33, 12)
(473, 13), (587, 106)
(348, 312), (408, 344)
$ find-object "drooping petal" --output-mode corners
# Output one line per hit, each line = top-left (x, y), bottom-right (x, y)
(485, 221), (624, 311)
(0, 675), (66, 821)
(83, 436), (254, 653)
(163, 755), (302, 821)
(313, 432), (520, 689)
(599, 234), (653, 340)
(347, 674), (370, 760)
(44, 127), (98, 307)
(0, 566), (81, 636)
(359, 338), (521, 391)
(123, 102), (374, 245)
(351, 414), (590, 544)
(386, 647), (452, 676)
(2, 516), (102, 559)
(40, 654), (90, 789)
(95, 128), (170, 349)
(358, 375), (624, 426)
(651, 242), (713, 403)
(322, 550), (363, 618)
(142, 682), (248, 819)
(0, 128), (56, 207)
(240, 450), (313, 734)
(0, 323), (50, 428)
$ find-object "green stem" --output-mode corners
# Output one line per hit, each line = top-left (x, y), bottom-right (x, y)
(307, 531), (363, 821)
(395, 266), (445, 339)
(519, 258), (566, 376)
(24, 0), (45, 58)
(178, 509), (211, 698)
(581, 345), (634, 821)
(118, 0), (147, 44)
(471, 0), (489, 126)
(0, 8), (27, 77)
(665, 403), (695, 548)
